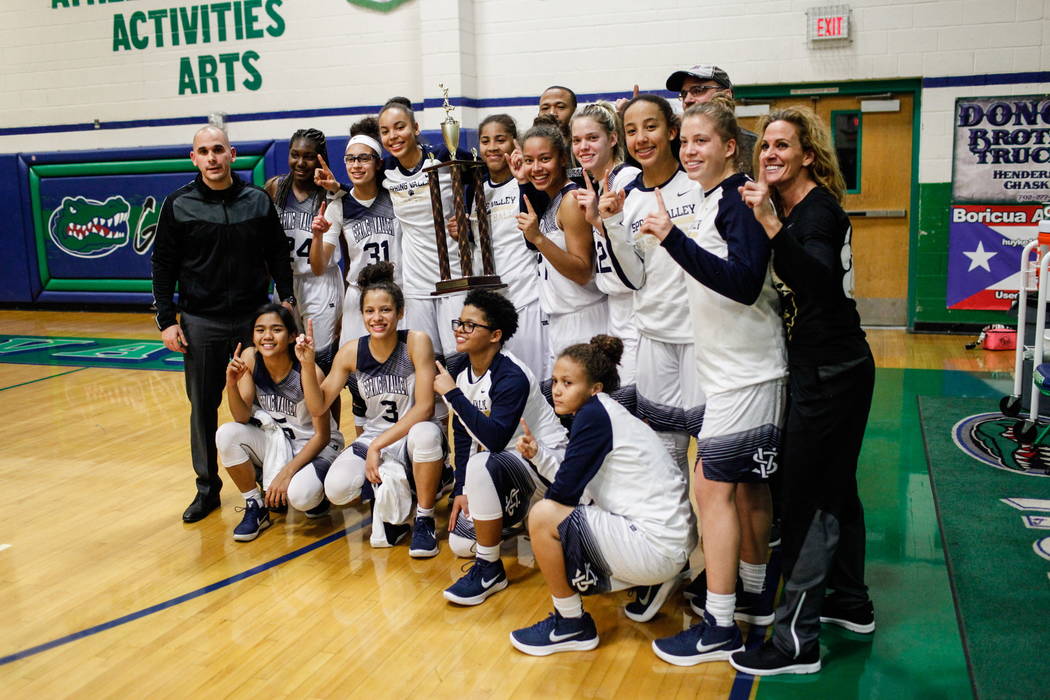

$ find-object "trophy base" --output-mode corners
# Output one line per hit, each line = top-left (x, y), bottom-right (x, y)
(432, 276), (506, 295)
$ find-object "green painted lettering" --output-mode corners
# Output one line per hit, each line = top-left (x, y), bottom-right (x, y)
(218, 52), (239, 92)
(244, 0), (263, 39)
(242, 50), (262, 91)
(168, 8), (180, 46)
(52, 0), (72, 8)
(179, 6), (199, 44)
(211, 2), (231, 42)
(265, 0), (284, 37)
(178, 56), (198, 95)
(129, 11), (148, 50)
(112, 13), (131, 51)
(233, 0), (245, 41)
(198, 54), (219, 93)
(147, 9), (166, 47)
(201, 3), (211, 42)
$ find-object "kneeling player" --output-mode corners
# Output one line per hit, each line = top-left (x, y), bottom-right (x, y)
(299, 263), (449, 556)
(435, 289), (568, 605)
(509, 337), (696, 655)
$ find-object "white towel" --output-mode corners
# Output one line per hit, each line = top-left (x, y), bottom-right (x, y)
(253, 409), (293, 490)
(373, 456), (412, 525)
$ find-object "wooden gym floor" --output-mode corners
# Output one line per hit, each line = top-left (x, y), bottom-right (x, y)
(0, 310), (1004, 698)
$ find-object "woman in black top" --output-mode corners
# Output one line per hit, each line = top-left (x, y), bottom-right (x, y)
(730, 105), (875, 677)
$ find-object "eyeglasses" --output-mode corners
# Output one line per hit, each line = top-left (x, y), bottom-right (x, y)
(679, 85), (722, 100)
(451, 319), (494, 333)
(344, 154), (377, 164)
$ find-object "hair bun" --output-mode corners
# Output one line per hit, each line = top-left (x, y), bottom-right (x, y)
(350, 116), (380, 140)
(357, 261), (395, 288)
(589, 334), (624, 366)
(532, 113), (561, 128)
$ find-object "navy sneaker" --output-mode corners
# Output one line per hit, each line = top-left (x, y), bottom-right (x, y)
(443, 558), (508, 605)
(686, 571), (772, 625)
(651, 612), (744, 666)
(820, 594), (875, 633)
(729, 638), (821, 676)
(233, 500), (271, 542)
(304, 499), (330, 519)
(510, 611), (599, 656)
(409, 516), (439, 558)
(370, 521), (410, 548)
(624, 577), (680, 622)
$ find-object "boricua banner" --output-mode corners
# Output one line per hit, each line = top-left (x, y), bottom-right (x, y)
(946, 204), (1050, 310)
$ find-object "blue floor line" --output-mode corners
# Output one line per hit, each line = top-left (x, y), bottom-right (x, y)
(0, 515), (372, 666)
(0, 367), (87, 391)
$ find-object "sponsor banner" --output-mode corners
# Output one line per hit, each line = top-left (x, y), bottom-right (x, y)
(0, 335), (182, 372)
(952, 95), (1050, 204)
(946, 204), (1050, 310)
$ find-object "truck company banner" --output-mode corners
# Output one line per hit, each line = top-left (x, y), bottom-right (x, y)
(946, 204), (1049, 310)
(952, 95), (1050, 204)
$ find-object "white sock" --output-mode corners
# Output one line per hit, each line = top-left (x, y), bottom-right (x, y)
(417, 505), (435, 519)
(739, 561), (766, 594)
(476, 543), (500, 563)
(241, 487), (262, 506)
(706, 591), (736, 627)
(552, 593), (584, 619)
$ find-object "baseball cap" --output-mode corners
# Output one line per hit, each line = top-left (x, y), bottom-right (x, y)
(666, 65), (733, 92)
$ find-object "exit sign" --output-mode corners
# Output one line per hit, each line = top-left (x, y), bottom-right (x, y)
(807, 5), (853, 44)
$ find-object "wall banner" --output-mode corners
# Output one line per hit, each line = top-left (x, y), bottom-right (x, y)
(946, 204), (1049, 310)
(952, 95), (1050, 204)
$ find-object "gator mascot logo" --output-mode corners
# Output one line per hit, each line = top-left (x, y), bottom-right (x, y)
(48, 196), (131, 259)
(952, 412), (1050, 477)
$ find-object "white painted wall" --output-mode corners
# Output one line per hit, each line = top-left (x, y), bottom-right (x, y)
(2, 0), (1049, 183)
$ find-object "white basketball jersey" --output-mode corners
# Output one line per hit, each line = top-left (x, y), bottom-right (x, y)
(254, 358), (343, 452)
(537, 183), (606, 316)
(593, 163), (640, 297)
(621, 169), (702, 344)
(381, 147), (467, 298)
(481, 176), (539, 309)
(277, 187), (340, 277)
(326, 189), (403, 290)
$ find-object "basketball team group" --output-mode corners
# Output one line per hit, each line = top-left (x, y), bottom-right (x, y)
(151, 63), (876, 677)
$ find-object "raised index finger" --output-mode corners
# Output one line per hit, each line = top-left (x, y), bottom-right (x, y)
(523, 195), (535, 214)
(318, 201), (327, 219)
(654, 186), (669, 215)
(233, 342), (242, 358)
(318, 153), (330, 172)
(519, 418), (533, 437)
(582, 168), (595, 193)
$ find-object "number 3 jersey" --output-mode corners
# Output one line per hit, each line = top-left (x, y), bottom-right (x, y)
(325, 189), (403, 290)
(278, 188), (341, 277)
(253, 357), (344, 452)
(346, 330), (417, 443)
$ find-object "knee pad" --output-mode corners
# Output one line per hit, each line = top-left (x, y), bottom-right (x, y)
(406, 421), (444, 463)
(324, 452), (366, 506)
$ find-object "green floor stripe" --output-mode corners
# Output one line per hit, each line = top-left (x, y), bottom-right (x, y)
(0, 335), (182, 372)
(0, 367), (87, 391)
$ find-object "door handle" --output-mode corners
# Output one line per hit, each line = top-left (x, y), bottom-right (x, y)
(844, 209), (907, 218)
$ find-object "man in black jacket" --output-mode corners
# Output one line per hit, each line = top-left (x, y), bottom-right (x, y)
(152, 125), (294, 523)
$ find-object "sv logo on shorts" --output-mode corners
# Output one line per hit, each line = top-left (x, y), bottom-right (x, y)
(505, 487), (521, 517)
(751, 448), (779, 478)
(572, 564), (598, 592)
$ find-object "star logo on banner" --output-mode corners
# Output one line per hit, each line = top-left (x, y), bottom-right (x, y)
(963, 241), (997, 272)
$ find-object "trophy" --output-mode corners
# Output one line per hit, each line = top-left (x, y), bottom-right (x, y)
(425, 83), (503, 294)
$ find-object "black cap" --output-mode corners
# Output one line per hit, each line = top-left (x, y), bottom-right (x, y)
(666, 64), (733, 92)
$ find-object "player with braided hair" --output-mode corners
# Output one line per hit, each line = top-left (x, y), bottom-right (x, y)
(264, 128), (343, 362)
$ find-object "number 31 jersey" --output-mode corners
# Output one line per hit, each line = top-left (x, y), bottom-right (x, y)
(325, 189), (403, 289)
(346, 330), (416, 443)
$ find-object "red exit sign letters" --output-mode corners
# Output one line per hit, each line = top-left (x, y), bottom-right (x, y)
(807, 5), (852, 44)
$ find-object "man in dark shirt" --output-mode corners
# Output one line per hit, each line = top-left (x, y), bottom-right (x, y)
(152, 125), (294, 523)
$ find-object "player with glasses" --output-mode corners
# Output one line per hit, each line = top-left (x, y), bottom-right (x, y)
(665, 65), (756, 175)
(434, 289), (568, 606)
(313, 117), (403, 347)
